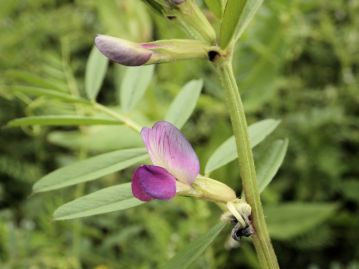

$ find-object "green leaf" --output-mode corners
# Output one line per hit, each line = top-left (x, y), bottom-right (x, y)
(249, 119), (281, 146)
(205, 119), (280, 174)
(256, 139), (288, 193)
(165, 79), (203, 129)
(10, 86), (88, 103)
(120, 65), (154, 112)
(85, 46), (109, 100)
(219, 0), (247, 48)
(7, 116), (122, 127)
(234, 0), (264, 41)
(6, 70), (65, 92)
(48, 126), (143, 153)
(53, 183), (143, 220)
(33, 148), (148, 193)
(266, 203), (338, 240)
(204, 0), (223, 18)
(163, 222), (226, 269)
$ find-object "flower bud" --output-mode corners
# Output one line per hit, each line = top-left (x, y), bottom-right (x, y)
(95, 35), (213, 66)
(95, 35), (152, 66)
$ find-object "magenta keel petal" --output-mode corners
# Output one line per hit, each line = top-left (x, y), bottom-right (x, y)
(141, 121), (200, 184)
(131, 168), (153, 202)
(131, 165), (177, 201)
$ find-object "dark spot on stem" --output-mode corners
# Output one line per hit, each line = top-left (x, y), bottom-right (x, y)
(208, 50), (220, 62)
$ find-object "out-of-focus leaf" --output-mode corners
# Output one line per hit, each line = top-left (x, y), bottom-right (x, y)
(205, 119), (280, 174)
(85, 46), (109, 100)
(53, 183), (143, 220)
(340, 180), (359, 202)
(219, 0), (247, 48)
(95, 1), (152, 41)
(9, 86), (88, 103)
(7, 116), (121, 127)
(165, 79), (202, 129)
(163, 222), (227, 269)
(266, 203), (338, 240)
(48, 126), (143, 153)
(234, 0), (264, 41)
(120, 65), (154, 112)
(6, 70), (65, 91)
(102, 226), (142, 249)
(256, 139), (288, 193)
(204, 0), (223, 18)
(33, 148), (148, 193)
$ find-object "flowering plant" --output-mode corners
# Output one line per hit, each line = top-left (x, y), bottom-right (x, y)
(7, 0), (292, 268)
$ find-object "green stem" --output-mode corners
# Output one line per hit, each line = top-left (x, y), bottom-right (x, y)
(92, 102), (142, 132)
(214, 59), (279, 269)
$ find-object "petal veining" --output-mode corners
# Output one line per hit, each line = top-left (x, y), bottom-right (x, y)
(141, 121), (199, 184)
(131, 165), (176, 201)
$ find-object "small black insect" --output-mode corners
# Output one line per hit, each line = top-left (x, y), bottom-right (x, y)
(222, 211), (254, 243)
(231, 223), (254, 241)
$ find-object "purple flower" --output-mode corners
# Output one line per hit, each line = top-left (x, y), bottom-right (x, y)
(131, 121), (200, 201)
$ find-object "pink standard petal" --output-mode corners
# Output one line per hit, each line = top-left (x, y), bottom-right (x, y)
(131, 165), (176, 201)
(141, 121), (200, 184)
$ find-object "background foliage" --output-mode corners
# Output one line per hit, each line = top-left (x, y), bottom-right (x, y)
(0, 0), (358, 268)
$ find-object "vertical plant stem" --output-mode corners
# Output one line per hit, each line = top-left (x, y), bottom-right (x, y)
(215, 59), (280, 269)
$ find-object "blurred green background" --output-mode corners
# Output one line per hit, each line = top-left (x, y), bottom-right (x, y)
(0, 0), (358, 268)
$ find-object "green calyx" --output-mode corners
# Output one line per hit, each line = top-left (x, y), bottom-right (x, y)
(177, 175), (237, 203)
